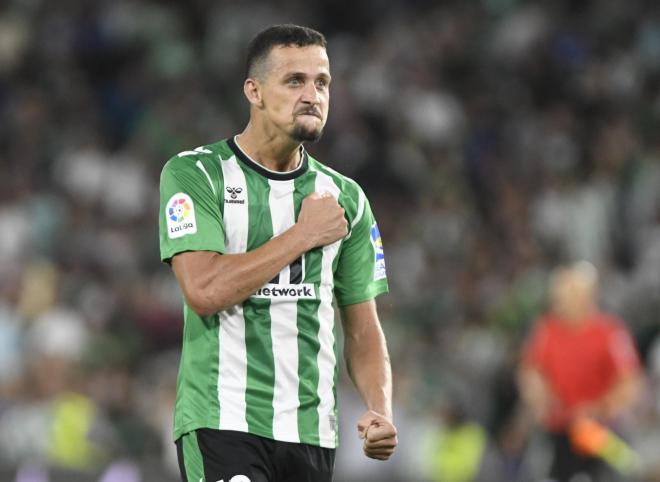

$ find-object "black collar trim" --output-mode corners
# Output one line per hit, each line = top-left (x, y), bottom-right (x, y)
(228, 136), (309, 181)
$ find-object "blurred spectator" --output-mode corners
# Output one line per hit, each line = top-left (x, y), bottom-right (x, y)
(518, 262), (642, 481)
(0, 303), (105, 471)
(421, 398), (487, 482)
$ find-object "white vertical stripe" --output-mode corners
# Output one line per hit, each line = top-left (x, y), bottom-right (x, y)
(280, 264), (291, 285)
(195, 160), (216, 196)
(344, 186), (365, 241)
(352, 188), (366, 229)
(268, 179), (300, 442)
(217, 155), (249, 432)
(313, 169), (342, 447)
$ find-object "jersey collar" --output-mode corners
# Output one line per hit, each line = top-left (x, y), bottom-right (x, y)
(228, 136), (309, 181)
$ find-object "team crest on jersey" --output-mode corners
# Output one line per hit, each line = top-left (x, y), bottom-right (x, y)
(166, 192), (197, 239)
(370, 222), (387, 281)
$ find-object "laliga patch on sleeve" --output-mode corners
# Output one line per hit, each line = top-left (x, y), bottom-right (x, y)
(166, 192), (197, 239)
(370, 222), (387, 281)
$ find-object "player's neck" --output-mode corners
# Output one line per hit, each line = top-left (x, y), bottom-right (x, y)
(236, 123), (302, 173)
(554, 306), (598, 328)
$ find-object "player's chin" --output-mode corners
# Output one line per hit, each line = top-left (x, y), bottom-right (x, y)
(291, 122), (324, 143)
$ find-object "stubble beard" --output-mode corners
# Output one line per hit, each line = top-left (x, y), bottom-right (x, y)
(291, 122), (324, 143)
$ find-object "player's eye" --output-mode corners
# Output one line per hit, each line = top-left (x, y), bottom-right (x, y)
(287, 77), (303, 86)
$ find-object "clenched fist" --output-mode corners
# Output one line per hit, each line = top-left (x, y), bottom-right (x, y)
(296, 192), (348, 249)
(357, 410), (398, 461)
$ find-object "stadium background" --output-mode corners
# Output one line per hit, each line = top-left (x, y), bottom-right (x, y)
(1, 0), (660, 480)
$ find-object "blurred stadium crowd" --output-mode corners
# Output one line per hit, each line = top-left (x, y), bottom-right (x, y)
(1, 0), (660, 481)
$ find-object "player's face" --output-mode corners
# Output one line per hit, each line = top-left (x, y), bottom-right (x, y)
(550, 270), (597, 323)
(259, 45), (331, 142)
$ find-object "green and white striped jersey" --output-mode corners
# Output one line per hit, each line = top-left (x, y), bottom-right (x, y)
(159, 137), (388, 448)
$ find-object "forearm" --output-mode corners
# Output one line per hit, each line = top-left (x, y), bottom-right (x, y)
(342, 302), (393, 420)
(347, 344), (392, 420)
(173, 224), (310, 315)
(587, 373), (642, 420)
(517, 367), (554, 423)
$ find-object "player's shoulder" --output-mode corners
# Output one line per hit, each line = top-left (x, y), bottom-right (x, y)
(161, 139), (232, 177)
(595, 312), (629, 334)
(307, 155), (364, 199)
(525, 313), (566, 344)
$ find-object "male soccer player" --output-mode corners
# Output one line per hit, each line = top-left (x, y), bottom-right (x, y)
(159, 24), (397, 482)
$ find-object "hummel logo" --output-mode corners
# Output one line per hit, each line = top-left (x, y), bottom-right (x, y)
(225, 186), (245, 204)
(226, 186), (243, 199)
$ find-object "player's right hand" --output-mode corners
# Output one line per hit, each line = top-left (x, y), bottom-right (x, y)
(297, 192), (348, 249)
(357, 410), (398, 460)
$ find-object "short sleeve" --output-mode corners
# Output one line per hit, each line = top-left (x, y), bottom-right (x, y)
(159, 157), (225, 263)
(333, 189), (388, 306)
(606, 324), (640, 376)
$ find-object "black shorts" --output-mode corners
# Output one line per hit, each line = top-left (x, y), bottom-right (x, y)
(548, 432), (611, 482)
(176, 429), (335, 482)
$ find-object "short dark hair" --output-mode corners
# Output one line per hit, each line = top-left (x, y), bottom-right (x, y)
(246, 24), (327, 79)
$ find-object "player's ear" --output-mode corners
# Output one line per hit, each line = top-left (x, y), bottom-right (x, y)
(244, 78), (264, 108)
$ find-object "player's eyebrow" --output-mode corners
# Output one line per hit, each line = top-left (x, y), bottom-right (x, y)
(284, 71), (331, 81)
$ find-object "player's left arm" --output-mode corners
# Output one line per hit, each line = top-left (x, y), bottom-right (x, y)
(592, 373), (642, 420)
(517, 322), (560, 423)
(341, 299), (397, 461)
(584, 325), (643, 420)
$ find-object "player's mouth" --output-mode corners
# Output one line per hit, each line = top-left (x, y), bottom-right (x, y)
(296, 109), (322, 120)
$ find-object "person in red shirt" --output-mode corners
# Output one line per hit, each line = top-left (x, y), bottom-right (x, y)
(518, 262), (642, 481)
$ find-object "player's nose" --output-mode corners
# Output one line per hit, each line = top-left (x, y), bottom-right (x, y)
(300, 81), (321, 104)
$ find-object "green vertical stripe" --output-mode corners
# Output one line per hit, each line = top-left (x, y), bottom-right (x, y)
(331, 243), (342, 447)
(296, 251), (323, 444)
(208, 313), (221, 430)
(175, 308), (220, 438)
(181, 431), (204, 482)
(294, 171), (323, 444)
(242, 169), (275, 438)
(212, 152), (224, 431)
